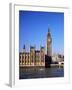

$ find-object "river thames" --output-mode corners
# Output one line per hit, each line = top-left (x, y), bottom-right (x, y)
(19, 66), (64, 79)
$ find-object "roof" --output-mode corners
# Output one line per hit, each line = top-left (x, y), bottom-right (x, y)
(30, 46), (35, 49)
(41, 47), (45, 49)
(35, 50), (40, 53)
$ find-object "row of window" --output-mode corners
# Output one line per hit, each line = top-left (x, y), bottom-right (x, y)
(19, 59), (45, 64)
(20, 55), (44, 59)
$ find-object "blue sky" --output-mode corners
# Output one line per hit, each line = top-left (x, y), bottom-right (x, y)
(19, 10), (64, 55)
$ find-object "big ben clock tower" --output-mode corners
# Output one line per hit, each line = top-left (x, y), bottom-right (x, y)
(47, 28), (52, 57)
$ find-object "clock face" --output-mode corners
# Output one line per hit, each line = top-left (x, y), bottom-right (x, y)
(48, 38), (51, 42)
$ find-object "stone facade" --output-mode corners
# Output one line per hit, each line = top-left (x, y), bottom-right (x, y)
(47, 28), (52, 57)
(19, 46), (45, 67)
(19, 28), (52, 67)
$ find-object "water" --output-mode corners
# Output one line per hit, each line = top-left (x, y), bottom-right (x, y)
(19, 67), (64, 79)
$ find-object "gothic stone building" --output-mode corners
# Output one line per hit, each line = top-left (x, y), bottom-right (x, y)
(19, 46), (45, 66)
(19, 28), (52, 67)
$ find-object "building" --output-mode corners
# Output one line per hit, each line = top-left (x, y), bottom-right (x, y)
(19, 45), (45, 67)
(47, 28), (52, 57)
(19, 27), (57, 67)
(35, 50), (41, 66)
(40, 47), (45, 66)
(52, 53), (64, 63)
(30, 46), (35, 66)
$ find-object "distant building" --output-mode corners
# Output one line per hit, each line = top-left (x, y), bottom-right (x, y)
(52, 53), (64, 63)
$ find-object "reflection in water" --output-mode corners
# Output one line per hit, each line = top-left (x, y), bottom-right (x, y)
(19, 67), (64, 79)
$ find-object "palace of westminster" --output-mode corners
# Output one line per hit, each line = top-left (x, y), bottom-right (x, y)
(19, 27), (53, 67)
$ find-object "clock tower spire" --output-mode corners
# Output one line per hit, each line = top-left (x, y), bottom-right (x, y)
(47, 27), (52, 57)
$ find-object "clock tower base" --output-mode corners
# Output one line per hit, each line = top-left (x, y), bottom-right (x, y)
(45, 55), (52, 68)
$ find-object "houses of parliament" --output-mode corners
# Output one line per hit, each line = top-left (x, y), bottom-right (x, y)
(19, 28), (52, 67)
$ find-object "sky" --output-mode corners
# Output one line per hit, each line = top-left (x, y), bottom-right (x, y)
(19, 10), (64, 55)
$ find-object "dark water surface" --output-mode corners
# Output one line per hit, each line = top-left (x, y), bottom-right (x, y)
(19, 67), (64, 79)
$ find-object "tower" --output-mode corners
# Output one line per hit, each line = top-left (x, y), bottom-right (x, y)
(30, 46), (35, 65)
(23, 45), (25, 53)
(47, 27), (52, 57)
(40, 46), (45, 66)
(22, 45), (26, 65)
